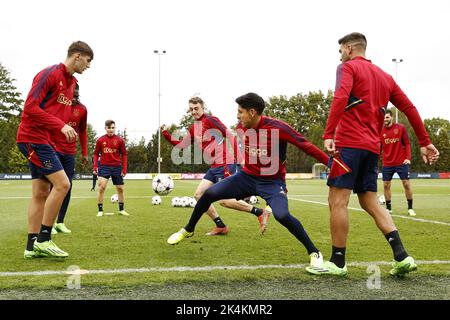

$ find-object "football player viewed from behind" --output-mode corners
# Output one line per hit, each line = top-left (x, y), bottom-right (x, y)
(306, 32), (439, 278)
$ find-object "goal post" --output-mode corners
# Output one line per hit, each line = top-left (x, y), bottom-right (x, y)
(312, 163), (328, 179)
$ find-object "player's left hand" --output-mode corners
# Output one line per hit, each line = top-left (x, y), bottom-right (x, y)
(421, 144), (439, 165)
(81, 155), (89, 168)
(403, 159), (411, 165)
(121, 172), (126, 177)
(324, 139), (336, 155)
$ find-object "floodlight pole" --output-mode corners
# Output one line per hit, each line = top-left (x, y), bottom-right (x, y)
(154, 50), (166, 174)
(392, 58), (403, 123)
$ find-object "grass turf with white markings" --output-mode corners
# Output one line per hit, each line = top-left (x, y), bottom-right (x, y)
(0, 179), (449, 299)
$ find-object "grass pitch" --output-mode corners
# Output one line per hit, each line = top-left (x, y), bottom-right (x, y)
(0, 178), (449, 300)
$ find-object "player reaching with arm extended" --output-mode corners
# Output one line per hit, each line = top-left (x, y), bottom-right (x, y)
(306, 32), (439, 277)
(161, 96), (271, 236)
(17, 41), (93, 259)
(167, 93), (329, 268)
(93, 120), (128, 216)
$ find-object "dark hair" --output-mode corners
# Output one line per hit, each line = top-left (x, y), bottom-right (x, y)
(68, 41), (94, 60)
(385, 109), (393, 116)
(235, 93), (265, 115)
(338, 32), (367, 50)
(188, 96), (204, 106)
(105, 120), (115, 127)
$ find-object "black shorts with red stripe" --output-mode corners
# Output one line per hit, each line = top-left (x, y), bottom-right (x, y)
(17, 143), (63, 179)
(327, 147), (378, 193)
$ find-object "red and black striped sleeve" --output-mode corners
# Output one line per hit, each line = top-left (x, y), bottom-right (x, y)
(162, 125), (195, 148)
(23, 65), (66, 131)
(274, 119), (329, 165)
(323, 63), (354, 140)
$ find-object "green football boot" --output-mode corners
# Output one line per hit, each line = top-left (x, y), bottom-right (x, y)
(54, 223), (72, 234)
(167, 228), (193, 245)
(33, 240), (69, 258)
(390, 256), (417, 277)
(24, 249), (49, 259)
(306, 261), (348, 276)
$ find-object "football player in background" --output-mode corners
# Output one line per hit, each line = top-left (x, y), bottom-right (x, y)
(381, 110), (416, 216)
(93, 120), (128, 216)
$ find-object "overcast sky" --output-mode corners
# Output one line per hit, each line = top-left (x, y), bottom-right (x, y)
(2, 0), (450, 142)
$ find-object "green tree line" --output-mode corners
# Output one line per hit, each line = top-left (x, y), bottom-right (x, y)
(1, 62), (449, 174)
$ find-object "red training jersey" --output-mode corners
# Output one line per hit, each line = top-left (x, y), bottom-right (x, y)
(16, 63), (77, 145)
(381, 123), (411, 167)
(323, 56), (430, 155)
(93, 134), (127, 174)
(54, 102), (88, 156)
(237, 116), (329, 179)
(162, 114), (237, 168)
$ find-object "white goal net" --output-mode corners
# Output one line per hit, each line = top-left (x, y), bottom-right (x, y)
(312, 163), (328, 179)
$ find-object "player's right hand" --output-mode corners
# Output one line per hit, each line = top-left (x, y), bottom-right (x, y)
(93, 169), (97, 175)
(61, 124), (78, 142)
(81, 155), (89, 169)
(421, 144), (439, 165)
(324, 139), (336, 155)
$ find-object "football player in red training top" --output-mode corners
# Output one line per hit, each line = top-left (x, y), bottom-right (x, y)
(17, 41), (93, 259)
(161, 96), (271, 236)
(306, 32), (439, 278)
(167, 93), (329, 269)
(381, 110), (416, 216)
(93, 120), (128, 216)
(52, 83), (88, 234)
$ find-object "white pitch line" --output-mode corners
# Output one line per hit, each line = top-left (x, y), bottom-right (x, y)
(1, 192), (449, 200)
(288, 194), (450, 197)
(1, 260), (449, 277)
(3, 194), (449, 200)
(0, 195), (178, 200)
(288, 197), (450, 227)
